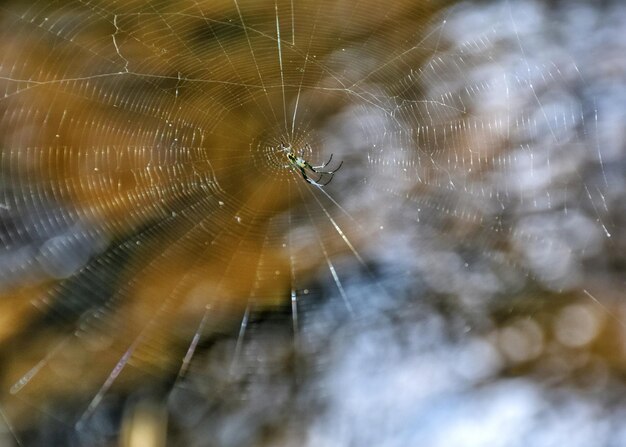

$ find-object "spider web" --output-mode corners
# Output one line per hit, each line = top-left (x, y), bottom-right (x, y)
(0, 0), (621, 444)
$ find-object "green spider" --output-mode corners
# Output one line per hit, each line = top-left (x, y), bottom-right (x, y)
(280, 142), (343, 186)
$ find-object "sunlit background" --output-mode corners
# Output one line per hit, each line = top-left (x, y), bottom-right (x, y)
(1, 0), (625, 445)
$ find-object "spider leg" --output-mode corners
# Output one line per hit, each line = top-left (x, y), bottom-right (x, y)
(329, 159), (343, 173)
(312, 153), (334, 169)
(280, 141), (291, 153)
(299, 167), (314, 184)
(303, 161), (317, 173)
(316, 160), (343, 174)
(299, 165), (333, 187)
(317, 172), (334, 186)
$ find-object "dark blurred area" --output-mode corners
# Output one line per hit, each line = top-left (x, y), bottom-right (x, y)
(1, 0), (625, 446)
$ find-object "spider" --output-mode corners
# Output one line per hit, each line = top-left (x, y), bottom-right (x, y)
(280, 142), (343, 186)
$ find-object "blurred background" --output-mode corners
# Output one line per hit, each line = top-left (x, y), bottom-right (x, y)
(1, 0), (625, 445)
